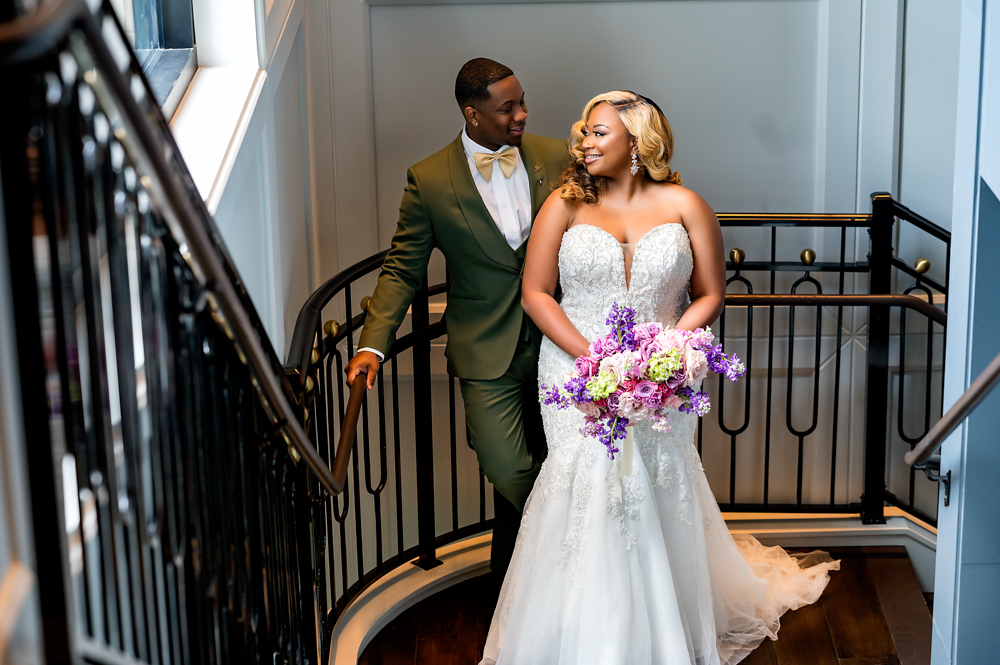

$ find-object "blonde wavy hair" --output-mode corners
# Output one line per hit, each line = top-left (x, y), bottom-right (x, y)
(558, 90), (681, 204)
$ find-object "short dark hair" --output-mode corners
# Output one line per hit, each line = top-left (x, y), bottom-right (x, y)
(455, 58), (514, 109)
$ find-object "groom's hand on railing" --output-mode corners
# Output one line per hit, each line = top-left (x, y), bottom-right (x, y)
(346, 351), (381, 390)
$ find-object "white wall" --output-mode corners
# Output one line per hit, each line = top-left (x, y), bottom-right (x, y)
(209, 0), (324, 356)
(932, 1), (1000, 662)
(203, 0), (966, 598)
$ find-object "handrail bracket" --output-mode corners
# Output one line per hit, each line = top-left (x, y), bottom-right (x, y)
(912, 455), (950, 507)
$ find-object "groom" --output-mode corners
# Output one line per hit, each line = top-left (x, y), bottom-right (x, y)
(345, 58), (570, 582)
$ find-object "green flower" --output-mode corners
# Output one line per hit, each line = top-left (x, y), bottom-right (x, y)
(646, 349), (683, 382)
(586, 370), (619, 400)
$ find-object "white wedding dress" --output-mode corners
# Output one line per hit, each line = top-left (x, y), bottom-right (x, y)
(480, 223), (840, 665)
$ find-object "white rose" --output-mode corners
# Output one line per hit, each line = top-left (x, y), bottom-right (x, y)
(619, 393), (651, 421)
(599, 355), (626, 386)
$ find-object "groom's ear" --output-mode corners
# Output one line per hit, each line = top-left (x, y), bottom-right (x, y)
(463, 105), (478, 127)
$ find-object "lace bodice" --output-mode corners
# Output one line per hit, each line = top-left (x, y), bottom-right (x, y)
(535, 222), (700, 564)
(556, 223), (693, 340)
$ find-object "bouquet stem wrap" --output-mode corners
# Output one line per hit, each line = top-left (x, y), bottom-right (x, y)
(614, 426), (636, 502)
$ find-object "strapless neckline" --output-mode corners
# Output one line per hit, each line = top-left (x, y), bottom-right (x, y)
(565, 223), (688, 291)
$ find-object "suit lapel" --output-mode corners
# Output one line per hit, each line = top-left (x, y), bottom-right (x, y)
(448, 133), (520, 271)
(519, 134), (552, 220)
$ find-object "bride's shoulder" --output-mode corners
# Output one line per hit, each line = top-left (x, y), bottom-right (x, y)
(537, 189), (579, 228)
(649, 183), (716, 222)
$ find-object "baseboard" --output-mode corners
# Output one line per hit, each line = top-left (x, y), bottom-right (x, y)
(328, 509), (937, 664)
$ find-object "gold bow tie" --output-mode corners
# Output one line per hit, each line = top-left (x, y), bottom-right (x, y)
(474, 148), (517, 182)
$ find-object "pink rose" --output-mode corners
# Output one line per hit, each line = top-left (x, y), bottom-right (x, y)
(574, 354), (600, 377)
(682, 345), (709, 386)
(638, 339), (661, 362)
(602, 333), (620, 354)
(654, 329), (686, 351)
(634, 322), (663, 344)
(576, 401), (602, 418)
(663, 393), (685, 410)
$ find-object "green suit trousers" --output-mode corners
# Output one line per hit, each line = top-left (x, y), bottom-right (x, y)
(459, 318), (546, 581)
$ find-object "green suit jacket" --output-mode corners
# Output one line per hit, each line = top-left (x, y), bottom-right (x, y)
(358, 131), (571, 380)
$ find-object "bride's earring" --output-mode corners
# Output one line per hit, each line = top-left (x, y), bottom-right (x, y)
(630, 151), (640, 176)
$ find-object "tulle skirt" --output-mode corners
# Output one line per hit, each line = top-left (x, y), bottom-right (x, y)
(479, 414), (840, 665)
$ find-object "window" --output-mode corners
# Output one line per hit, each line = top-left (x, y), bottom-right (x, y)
(110, 0), (197, 119)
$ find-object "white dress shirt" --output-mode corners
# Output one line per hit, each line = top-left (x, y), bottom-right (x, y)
(460, 128), (533, 250)
(360, 129), (533, 361)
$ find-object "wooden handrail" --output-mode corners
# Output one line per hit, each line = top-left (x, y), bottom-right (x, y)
(905, 350), (1000, 467)
(328, 378), (367, 495)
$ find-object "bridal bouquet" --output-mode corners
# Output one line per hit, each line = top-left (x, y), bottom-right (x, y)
(541, 302), (746, 461)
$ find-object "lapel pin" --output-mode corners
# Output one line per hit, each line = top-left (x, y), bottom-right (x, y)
(534, 165), (542, 172)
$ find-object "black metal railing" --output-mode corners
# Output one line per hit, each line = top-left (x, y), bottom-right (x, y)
(1, 1), (330, 663)
(3, 1), (954, 663)
(284, 197), (950, 657)
(286, 267), (486, 660)
(707, 194), (949, 525)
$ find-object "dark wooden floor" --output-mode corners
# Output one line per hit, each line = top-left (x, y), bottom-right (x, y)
(359, 546), (932, 665)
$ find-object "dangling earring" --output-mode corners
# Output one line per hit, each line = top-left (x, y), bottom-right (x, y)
(630, 151), (640, 176)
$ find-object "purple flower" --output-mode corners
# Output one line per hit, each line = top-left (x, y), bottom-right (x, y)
(563, 376), (592, 403)
(606, 302), (637, 334)
(593, 415), (630, 459)
(702, 344), (746, 382)
(606, 391), (622, 413)
(539, 383), (570, 409)
(677, 386), (712, 417)
(633, 380), (659, 400)
(666, 369), (686, 390)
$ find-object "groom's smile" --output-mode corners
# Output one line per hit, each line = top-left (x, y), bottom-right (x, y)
(464, 74), (529, 151)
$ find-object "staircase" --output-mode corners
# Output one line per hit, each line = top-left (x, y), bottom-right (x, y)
(0, 0), (950, 663)
(359, 547), (932, 665)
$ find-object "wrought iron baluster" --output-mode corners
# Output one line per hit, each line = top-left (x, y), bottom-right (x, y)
(369, 371), (389, 568)
(719, 272), (754, 504)
(785, 272), (823, 505)
(392, 361), (404, 560)
(829, 227), (847, 505)
(763, 227), (777, 504)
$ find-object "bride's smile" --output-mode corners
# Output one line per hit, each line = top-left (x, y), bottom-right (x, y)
(579, 101), (635, 178)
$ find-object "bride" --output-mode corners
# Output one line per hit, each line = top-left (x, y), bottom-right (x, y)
(479, 91), (840, 665)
